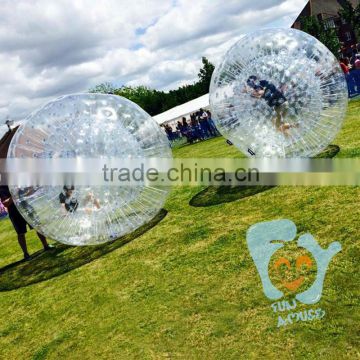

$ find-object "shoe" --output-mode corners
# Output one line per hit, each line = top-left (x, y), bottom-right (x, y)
(23, 253), (31, 261)
(44, 244), (55, 251)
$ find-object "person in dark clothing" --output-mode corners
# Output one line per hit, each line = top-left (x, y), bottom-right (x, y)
(190, 116), (203, 141)
(59, 186), (100, 214)
(176, 120), (183, 133)
(206, 110), (219, 137)
(59, 185), (79, 213)
(198, 109), (211, 138)
(180, 117), (194, 144)
(0, 186), (51, 260)
(164, 124), (175, 142)
(246, 76), (297, 134)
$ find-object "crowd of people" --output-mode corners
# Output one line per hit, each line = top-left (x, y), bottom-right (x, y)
(339, 43), (360, 97)
(162, 109), (220, 145)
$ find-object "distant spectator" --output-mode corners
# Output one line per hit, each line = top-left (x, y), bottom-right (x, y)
(340, 58), (350, 75)
(354, 54), (360, 70)
(176, 120), (182, 129)
(206, 110), (219, 137)
(191, 116), (203, 141)
(198, 109), (211, 138)
(176, 120), (183, 134)
(350, 46), (358, 66)
(164, 124), (175, 142)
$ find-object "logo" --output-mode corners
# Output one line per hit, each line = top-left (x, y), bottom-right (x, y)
(246, 219), (341, 327)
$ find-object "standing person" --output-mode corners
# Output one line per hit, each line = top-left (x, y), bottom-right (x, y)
(352, 54), (360, 95)
(340, 57), (350, 75)
(199, 109), (210, 139)
(176, 120), (183, 135)
(181, 117), (194, 144)
(191, 115), (203, 141)
(0, 186), (52, 260)
(340, 58), (353, 96)
(206, 110), (218, 137)
(164, 124), (174, 142)
(180, 117), (188, 143)
(354, 54), (360, 70)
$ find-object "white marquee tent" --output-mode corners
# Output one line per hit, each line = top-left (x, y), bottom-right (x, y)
(153, 93), (210, 125)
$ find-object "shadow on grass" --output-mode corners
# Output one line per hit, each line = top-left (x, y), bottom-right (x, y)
(189, 186), (275, 207)
(189, 145), (340, 207)
(313, 145), (340, 158)
(0, 209), (167, 292)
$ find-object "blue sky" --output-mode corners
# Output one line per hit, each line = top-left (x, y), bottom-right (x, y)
(0, 0), (307, 120)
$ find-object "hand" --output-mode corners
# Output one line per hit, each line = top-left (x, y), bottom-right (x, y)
(2, 197), (13, 208)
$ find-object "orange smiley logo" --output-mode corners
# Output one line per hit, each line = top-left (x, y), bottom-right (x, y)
(274, 255), (313, 291)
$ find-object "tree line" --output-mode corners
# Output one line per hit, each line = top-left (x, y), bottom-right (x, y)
(90, 57), (214, 116)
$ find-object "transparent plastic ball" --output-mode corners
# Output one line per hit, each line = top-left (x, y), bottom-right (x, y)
(210, 28), (348, 158)
(8, 93), (171, 245)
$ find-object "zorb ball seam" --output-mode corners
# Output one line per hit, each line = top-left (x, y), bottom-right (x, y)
(8, 93), (172, 246)
(210, 28), (348, 158)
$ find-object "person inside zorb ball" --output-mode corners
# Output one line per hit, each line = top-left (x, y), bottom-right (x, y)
(210, 28), (348, 158)
(7, 94), (172, 246)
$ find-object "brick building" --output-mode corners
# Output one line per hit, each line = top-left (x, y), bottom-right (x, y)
(292, 0), (359, 50)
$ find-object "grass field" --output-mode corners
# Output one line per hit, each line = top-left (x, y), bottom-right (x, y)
(0, 100), (359, 359)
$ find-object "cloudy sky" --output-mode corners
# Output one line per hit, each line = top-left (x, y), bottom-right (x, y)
(0, 0), (307, 120)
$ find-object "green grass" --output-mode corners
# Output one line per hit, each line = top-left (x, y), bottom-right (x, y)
(189, 185), (275, 207)
(334, 98), (360, 158)
(174, 136), (245, 158)
(0, 101), (359, 359)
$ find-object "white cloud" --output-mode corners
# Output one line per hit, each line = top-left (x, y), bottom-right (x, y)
(0, 0), (307, 120)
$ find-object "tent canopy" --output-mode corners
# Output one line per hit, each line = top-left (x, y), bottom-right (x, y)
(153, 93), (210, 125)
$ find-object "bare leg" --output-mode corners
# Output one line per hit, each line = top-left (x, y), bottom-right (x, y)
(279, 124), (291, 137)
(275, 104), (292, 135)
(17, 233), (30, 259)
(93, 198), (100, 209)
(37, 232), (50, 250)
(274, 107), (282, 129)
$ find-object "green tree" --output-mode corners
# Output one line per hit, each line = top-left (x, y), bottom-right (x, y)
(300, 16), (341, 57)
(197, 57), (215, 93)
(338, 0), (360, 41)
(89, 82), (116, 94)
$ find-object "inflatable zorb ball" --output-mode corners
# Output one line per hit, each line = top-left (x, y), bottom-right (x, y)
(8, 94), (171, 245)
(210, 28), (348, 158)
